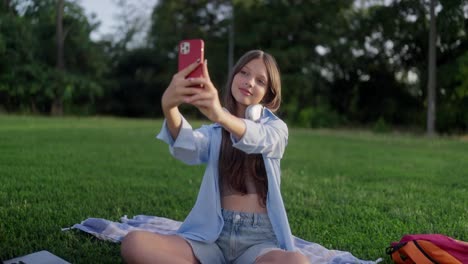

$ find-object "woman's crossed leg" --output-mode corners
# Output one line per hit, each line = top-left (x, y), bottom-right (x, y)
(121, 231), (309, 264)
(121, 231), (199, 264)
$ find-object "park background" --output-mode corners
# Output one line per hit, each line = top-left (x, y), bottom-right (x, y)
(1, 0), (467, 133)
(1, 0), (467, 263)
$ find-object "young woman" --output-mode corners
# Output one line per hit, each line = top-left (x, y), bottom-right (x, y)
(121, 50), (309, 264)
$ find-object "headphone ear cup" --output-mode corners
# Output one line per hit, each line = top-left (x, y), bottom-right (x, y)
(245, 104), (264, 122)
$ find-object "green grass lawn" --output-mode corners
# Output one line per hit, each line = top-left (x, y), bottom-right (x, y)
(0, 115), (467, 263)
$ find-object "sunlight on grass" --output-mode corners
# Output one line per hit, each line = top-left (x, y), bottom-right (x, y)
(0, 115), (467, 263)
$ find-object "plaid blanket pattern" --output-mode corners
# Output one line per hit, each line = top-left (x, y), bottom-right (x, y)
(65, 215), (382, 264)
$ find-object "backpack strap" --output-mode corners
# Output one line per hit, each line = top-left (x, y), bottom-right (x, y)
(391, 250), (412, 264)
(394, 241), (435, 264)
(417, 240), (462, 264)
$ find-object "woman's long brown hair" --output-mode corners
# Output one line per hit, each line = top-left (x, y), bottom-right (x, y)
(219, 50), (282, 207)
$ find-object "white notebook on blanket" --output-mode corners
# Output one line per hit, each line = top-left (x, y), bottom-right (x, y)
(3, 250), (70, 264)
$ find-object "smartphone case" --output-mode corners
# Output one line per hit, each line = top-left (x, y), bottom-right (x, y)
(178, 39), (204, 79)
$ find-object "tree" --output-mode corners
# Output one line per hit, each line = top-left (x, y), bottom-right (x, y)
(0, 0), (108, 115)
(52, 0), (65, 115)
(426, 0), (437, 136)
(147, 0), (233, 118)
(2, 0), (467, 131)
(2, 0), (13, 13)
(232, 0), (355, 124)
(99, 47), (166, 117)
(328, 0), (467, 131)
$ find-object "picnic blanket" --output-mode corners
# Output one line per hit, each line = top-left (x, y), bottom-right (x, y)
(64, 215), (382, 264)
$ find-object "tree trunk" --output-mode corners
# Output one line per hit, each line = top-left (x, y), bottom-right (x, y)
(30, 99), (38, 114)
(52, 0), (65, 116)
(426, 0), (437, 136)
(3, 0), (11, 13)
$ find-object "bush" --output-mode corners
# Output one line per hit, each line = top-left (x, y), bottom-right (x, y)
(372, 117), (391, 133)
(297, 105), (343, 128)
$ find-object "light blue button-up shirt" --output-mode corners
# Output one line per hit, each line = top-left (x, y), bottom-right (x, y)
(156, 108), (295, 251)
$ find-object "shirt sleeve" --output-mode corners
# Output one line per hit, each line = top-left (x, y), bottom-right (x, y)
(156, 116), (211, 165)
(231, 118), (288, 159)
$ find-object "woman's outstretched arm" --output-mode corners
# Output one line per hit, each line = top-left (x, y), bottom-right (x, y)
(161, 59), (203, 140)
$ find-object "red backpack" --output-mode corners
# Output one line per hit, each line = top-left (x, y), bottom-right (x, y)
(386, 234), (468, 264)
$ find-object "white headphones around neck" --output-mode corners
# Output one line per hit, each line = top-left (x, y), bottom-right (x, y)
(245, 104), (264, 122)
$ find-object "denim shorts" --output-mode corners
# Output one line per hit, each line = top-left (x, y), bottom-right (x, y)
(183, 209), (280, 264)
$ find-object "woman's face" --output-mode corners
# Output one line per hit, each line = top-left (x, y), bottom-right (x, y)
(231, 58), (268, 114)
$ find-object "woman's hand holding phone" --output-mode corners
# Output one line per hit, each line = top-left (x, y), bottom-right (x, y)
(161, 59), (204, 111)
(160, 59), (205, 140)
(162, 38), (205, 112)
(184, 60), (225, 124)
(162, 38), (225, 124)
(185, 61), (247, 139)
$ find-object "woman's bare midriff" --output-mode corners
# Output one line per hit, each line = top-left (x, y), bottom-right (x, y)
(222, 194), (267, 213)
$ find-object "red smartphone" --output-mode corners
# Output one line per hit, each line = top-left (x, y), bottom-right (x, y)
(178, 39), (204, 80)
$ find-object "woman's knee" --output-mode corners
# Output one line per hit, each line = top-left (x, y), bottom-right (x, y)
(120, 231), (151, 260)
(287, 251), (309, 264)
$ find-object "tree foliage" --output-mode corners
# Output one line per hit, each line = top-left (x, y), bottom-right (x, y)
(0, 0), (467, 132)
(0, 0), (107, 114)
